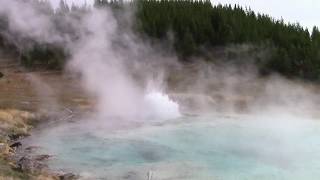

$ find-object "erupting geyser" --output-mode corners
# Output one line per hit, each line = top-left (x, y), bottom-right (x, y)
(7, 0), (320, 179)
(144, 91), (181, 120)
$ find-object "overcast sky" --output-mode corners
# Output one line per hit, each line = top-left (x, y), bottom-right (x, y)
(212, 0), (320, 30)
(50, 0), (319, 29)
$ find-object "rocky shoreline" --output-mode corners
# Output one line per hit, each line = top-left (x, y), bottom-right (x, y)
(0, 57), (92, 179)
(0, 109), (79, 180)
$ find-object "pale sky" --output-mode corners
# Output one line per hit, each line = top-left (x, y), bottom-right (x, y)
(212, 0), (320, 30)
(50, 0), (320, 29)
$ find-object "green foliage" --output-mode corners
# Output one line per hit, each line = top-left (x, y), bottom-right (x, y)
(135, 0), (213, 57)
(1, 0), (320, 80)
(20, 44), (66, 69)
(0, 0), (75, 70)
(132, 0), (320, 80)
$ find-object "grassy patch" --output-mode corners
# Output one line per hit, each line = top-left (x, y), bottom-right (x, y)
(0, 157), (29, 180)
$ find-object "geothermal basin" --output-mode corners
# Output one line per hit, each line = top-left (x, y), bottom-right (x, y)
(24, 112), (320, 180)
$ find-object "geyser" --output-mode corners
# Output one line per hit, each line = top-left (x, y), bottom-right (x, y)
(6, 1), (320, 180)
(65, 8), (182, 121)
(144, 91), (181, 120)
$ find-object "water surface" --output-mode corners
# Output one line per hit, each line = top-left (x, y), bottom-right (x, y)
(25, 115), (320, 180)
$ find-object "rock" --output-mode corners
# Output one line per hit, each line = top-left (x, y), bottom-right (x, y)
(17, 157), (33, 172)
(123, 171), (138, 179)
(8, 131), (30, 141)
(59, 173), (79, 180)
(24, 146), (40, 153)
(8, 134), (22, 141)
(34, 154), (51, 161)
(10, 142), (22, 149)
(17, 156), (48, 173)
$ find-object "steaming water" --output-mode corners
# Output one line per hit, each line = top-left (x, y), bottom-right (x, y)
(25, 113), (320, 180)
(144, 91), (181, 120)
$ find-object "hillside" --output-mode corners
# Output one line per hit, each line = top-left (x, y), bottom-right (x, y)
(0, 0), (320, 80)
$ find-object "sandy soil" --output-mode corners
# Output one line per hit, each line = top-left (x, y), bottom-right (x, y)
(0, 56), (90, 179)
(0, 57), (92, 112)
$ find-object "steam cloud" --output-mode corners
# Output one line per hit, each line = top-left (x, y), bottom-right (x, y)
(0, 0), (181, 120)
(4, 2), (320, 178)
(1, 0), (320, 121)
(66, 7), (183, 120)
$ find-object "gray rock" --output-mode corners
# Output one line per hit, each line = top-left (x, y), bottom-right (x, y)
(34, 154), (51, 161)
(59, 173), (79, 180)
(17, 156), (48, 173)
(10, 142), (22, 149)
(24, 146), (40, 153)
(8, 134), (22, 141)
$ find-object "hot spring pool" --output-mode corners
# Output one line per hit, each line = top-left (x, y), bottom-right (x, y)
(24, 115), (320, 180)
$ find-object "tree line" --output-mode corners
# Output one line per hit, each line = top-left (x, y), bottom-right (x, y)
(131, 0), (320, 80)
(1, 0), (320, 80)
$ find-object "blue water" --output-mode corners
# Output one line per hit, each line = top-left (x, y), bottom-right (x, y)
(26, 115), (320, 179)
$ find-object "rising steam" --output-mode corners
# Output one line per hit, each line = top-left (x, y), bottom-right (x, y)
(0, 0), (181, 120)
(1, 0), (320, 121)
(66, 7), (181, 120)
(5, 1), (320, 179)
